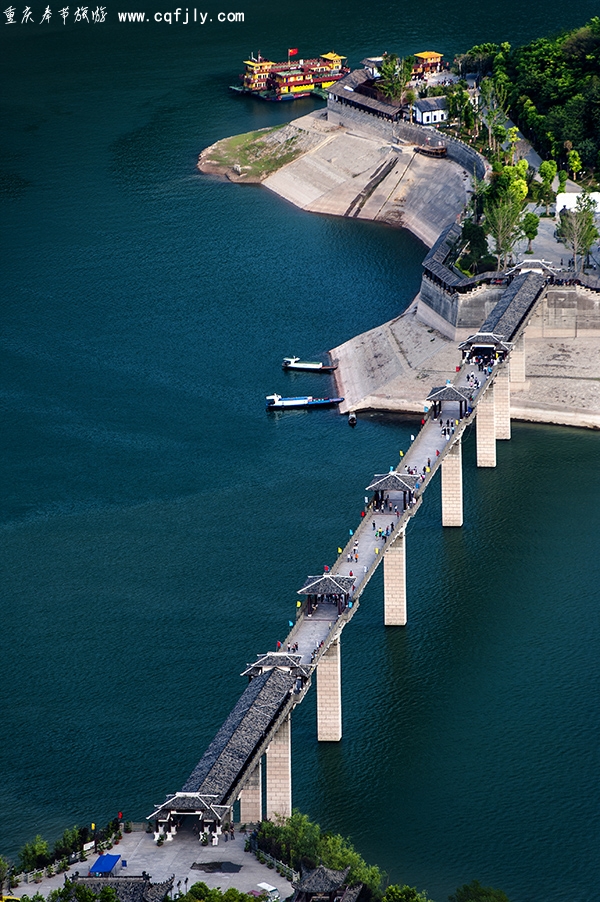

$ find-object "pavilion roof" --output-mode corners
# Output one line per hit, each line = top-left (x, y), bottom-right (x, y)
(298, 574), (355, 596)
(366, 472), (416, 493)
(146, 668), (297, 817)
(241, 652), (310, 679)
(327, 69), (403, 118)
(458, 331), (510, 350)
(296, 865), (351, 893)
(148, 790), (230, 821)
(427, 385), (470, 402)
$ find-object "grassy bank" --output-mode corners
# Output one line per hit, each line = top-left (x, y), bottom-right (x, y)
(198, 123), (320, 181)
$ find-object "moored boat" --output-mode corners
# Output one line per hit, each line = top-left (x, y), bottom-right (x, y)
(266, 393), (344, 410)
(282, 356), (338, 373)
(232, 51), (349, 101)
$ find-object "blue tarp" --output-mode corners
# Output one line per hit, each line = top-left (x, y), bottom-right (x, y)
(89, 854), (121, 876)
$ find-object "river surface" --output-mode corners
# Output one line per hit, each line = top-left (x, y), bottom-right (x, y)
(2, 5), (600, 902)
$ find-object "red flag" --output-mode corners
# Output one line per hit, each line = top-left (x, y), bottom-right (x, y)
(288, 48), (298, 56)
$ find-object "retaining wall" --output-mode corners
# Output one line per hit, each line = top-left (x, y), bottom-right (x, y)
(326, 100), (488, 180)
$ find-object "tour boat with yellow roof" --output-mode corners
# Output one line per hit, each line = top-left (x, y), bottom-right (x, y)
(230, 51), (349, 101)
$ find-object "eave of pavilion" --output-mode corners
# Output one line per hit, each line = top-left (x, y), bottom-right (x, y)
(298, 574), (356, 596)
(366, 472), (419, 493)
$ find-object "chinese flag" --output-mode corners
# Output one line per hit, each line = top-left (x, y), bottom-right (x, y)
(288, 48), (298, 55)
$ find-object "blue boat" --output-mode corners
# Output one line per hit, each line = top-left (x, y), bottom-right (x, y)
(266, 393), (344, 410)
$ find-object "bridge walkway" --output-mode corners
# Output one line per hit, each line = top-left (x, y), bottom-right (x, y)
(149, 271), (548, 826)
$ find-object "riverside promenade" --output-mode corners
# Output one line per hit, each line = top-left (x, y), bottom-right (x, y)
(10, 826), (294, 900)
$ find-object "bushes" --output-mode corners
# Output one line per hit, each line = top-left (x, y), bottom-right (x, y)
(255, 811), (384, 898)
(19, 836), (50, 873)
(183, 883), (255, 902)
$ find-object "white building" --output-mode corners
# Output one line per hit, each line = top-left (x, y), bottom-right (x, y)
(555, 192), (600, 216)
(412, 96), (448, 125)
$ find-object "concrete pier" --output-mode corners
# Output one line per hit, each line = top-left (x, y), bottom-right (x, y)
(510, 334), (526, 384)
(495, 366), (511, 440)
(441, 437), (463, 526)
(476, 384), (497, 467)
(239, 760), (262, 824)
(384, 529), (407, 626)
(317, 637), (342, 741)
(266, 716), (291, 820)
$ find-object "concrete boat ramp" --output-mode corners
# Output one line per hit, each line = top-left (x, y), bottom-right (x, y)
(263, 112), (471, 248)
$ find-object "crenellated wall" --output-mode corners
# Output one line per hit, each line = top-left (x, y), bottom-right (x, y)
(326, 98), (488, 180)
(417, 275), (505, 340)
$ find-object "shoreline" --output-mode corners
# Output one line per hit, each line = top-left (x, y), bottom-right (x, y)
(197, 114), (600, 431)
(331, 297), (600, 430)
(198, 111), (472, 250)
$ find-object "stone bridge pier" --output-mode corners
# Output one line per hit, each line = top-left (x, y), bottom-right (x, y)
(239, 759), (262, 824)
(238, 714), (294, 823)
(317, 637), (342, 741)
(383, 527), (407, 626)
(441, 436), (463, 526)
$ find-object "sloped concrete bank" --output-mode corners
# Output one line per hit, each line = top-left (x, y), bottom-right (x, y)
(332, 299), (600, 430)
(196, 112), (600, 430)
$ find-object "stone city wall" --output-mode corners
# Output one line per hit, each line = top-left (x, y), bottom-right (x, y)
(528, 287), (600, 338)
(326, 100), (487, 180)
(417, 274), (504, 340)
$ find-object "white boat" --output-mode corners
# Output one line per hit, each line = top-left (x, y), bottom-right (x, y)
(282, 356), (338, 373)
(266, 393), (344, 410)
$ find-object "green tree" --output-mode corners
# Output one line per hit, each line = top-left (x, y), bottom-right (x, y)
(507, 126), (519, 164)
(48, 883), (98, 902)
(492, 124), (507, 156)
(538, 180), (555, 215)
(539, 159), (557, 186)
(97, 888), (119, 902)
(557, 169), (568, 192)
(508, 177), (528, 202)
(522, 211), (540, 252)
(384, 886), (433, 902)
(557, 192), (599, 271)
(480, 78), (508, 154)
(53, 826), (83, 861)
(256, 811), (383, 896)
(568, 149), (582, 179)
(484, 195), (524, 268)
(378, 54), (413, 102)
(455, 43), (499, 77)
(0, 855), (10, 899)
(538, 159), (557, 212)
(463, 100), (475, 133)
(19, 836), (50, 874)
(318, 832), (383, 893)
(449, 879), (510, 902)
(405, 88), (417, 123)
